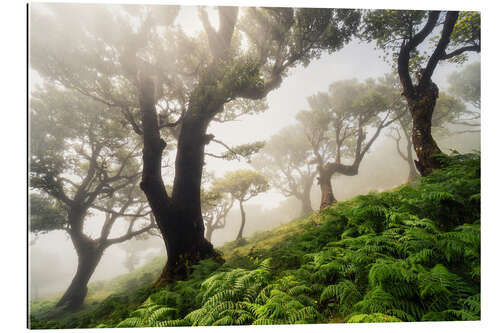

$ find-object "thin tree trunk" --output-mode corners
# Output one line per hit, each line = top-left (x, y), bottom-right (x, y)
(401, 126), (419, 182)
(318, 168), (336, 211)
(138, 76), (221, 286)
(205, 224), (214, 243)
(300, 193), (313, 216)
(407, 83), (442, 176)
(236, 200), (246, 240)
(299, 176), (314, 215)
(405, 134), (419, 182)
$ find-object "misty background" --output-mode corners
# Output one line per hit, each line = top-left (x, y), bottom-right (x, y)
(28, 4), (480, 299)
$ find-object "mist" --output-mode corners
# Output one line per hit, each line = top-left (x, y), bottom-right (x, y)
(28, 3), (480, 310)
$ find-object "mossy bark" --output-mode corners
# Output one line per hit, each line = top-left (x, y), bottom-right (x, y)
(407, 83), (442, 177)
(318, 168), (337, 211)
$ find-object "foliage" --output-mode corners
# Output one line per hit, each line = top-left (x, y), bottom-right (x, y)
(30, 153), (480, 328)
(213, 170), (269, 202)
(29, 193), (67, 235)
(448, 62), (481, 109)
(252, 125), (316, 213)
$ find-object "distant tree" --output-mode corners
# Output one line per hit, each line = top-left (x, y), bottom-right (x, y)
(30, 4), (361, 284)
(213, 170), (269, 240)
(29, 86), (156, 310)
(299, 79), (401, 210)
(253, 126), (316, 216)
(362, 10), (480, 176)
(119, 232), (162, 272)
(201, 189), (234, 242)
(447, 62), (480, 131)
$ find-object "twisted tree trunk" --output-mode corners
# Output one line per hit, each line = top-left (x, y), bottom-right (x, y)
(236, 200), (246, 240)
(56, 214), (104, 310)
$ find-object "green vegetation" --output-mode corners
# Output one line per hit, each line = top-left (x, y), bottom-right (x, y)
(30, 152), (480, 328)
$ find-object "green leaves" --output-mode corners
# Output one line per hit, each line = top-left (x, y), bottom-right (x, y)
(29, 193), (68, 234)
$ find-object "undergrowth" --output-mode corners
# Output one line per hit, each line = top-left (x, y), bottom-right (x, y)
(30, 153), (481, 328)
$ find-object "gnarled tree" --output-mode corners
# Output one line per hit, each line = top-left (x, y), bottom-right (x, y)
(362, 10), (480, 176)
(30, 4), (361, 284)
(380, 74), (469, 182)
(201, 189), (234, 243)
(252, 125), (317, 216)
(299, 79), (402, 210)
(29, 86), (156, 310)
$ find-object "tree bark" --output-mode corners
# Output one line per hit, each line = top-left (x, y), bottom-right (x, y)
(56, 230), (103, 310)
(138, 76), (222, 286)
(236, 200), (246, 240)
(318, 167), (337, 210)
(406, 82), (442, 177)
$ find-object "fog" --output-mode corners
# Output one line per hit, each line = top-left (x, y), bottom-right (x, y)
(28, 4), (480, 300)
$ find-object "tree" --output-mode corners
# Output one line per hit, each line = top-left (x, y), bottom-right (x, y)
(30, 4), (361, 284)
(447, 61), (480, 131)
(298, 79), (402, 210)
(29, 86), (156, 310)
(379, 74), (468, 182)
(201, 189), (234, 242)
(213, 170), (269, 240)
(362, 10), (480, 176)
(252, 125), (317, 216)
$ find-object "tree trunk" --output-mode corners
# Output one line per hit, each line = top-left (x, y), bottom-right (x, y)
(405, 135), (419, 182)
(138, 76), (222, 286)
(407, 82), (442, 177)
(318, 168), (337, 211)
(300, 193), (313, 216)
(401, 127), (419, 182)
(205, 224), (214, 243)
(236, 200), (246, 240)
(56, 235), (102, 310)
(298, 176), (314, 216)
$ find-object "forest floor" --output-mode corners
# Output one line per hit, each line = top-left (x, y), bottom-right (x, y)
(29, 153), (480, 329)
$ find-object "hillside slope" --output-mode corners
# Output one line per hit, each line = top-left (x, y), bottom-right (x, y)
(29, 153), (480, 328)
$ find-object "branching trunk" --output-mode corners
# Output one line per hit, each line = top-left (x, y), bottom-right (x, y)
(138, 76), (222, 286)
(236, 200), (246, 240)
(298, 177), (314, 215)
